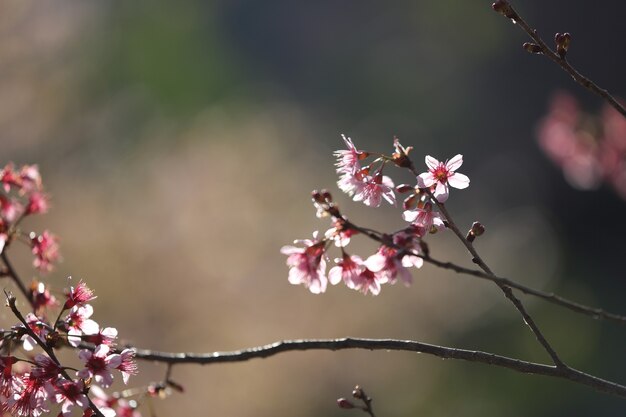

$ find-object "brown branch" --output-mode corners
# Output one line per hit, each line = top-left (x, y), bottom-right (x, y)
(342, 218), (626, 324)
(422, 255), (626, 324)
(1, 251), (34, 310)
(492, 0), (626, 118)
(123, 337), (626, 398)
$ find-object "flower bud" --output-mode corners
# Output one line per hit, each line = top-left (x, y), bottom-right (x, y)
(311, 190), (324, 204)
(492, 0), (516, 19)
(352, 385), (364, 399)
(466, 221), (485, 242)
(523, 42), (542, 54)
(321, 189), (333, 202)
(554, 32), (571, 57)
(403, 194), (418, 210)
(337, 398), (355, 409)
(395, 184), (415, 194)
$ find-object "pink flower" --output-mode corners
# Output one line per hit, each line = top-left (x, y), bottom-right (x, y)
(65, 305), (100, 347)
(280, 238), (327, 294)
(352, 172), (396, 208)
(30, 231), (60, 272)
(53, 379), (89, 417)
(348, 268), (384, 296)
(19, 313), (49, 351)
(64, 280), (96, 310)
(402, 202), (445, 237)
(0, 356), (18, 397)
(0, 196), (22, 224)
(25, 193), (49, 216)
(417, 155), (469, 202)
(31, 354), (60, 382)
(364, 246), (414, 286)
(324, 224), (356, 248)
(0, 164), (21, 193)
(31, 282), (57, 313)
(115, 349), (138, 384)
(8, 373), (49, 417)
(18, 165), (42, 194)
(83, 327), (118, 347)
(334, 135), (367, 174)
(77, 345), (121, 388)
(328, 254), (364, 286)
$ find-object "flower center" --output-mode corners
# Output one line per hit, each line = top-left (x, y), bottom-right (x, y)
(432, 165), (449, 182)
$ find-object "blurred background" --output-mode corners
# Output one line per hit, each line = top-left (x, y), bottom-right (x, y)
(1, 0), (625, 415)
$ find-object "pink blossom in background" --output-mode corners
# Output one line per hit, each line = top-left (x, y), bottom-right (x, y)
(53, 379), (89, 417)
(30, 231), (60, 272)
(537, 92), (626, 199)
(417, 155), (469, 202)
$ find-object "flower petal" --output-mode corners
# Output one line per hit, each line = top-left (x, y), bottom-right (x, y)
(425, 156), (439, 170)
(433, 182), (449, 202)
(448, 172), (470, 189)
(446, 154), (463, 171)
(417, 173), (435, 188)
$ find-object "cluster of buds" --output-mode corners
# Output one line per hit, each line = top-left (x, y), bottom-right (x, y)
(537, 92), (626, 199)
(1, 280), (137, 416)
(336, 385), (374, 413)
(282, 137), (470, 295)
(0, 163), (59, 273)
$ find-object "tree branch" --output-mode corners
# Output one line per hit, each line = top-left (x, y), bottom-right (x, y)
(493, 0), (626, 118)
(125, 337), (626, 398)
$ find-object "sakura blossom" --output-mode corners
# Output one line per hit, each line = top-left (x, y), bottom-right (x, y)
(364, 246), (415, 286)
(30, 231), (60, 272)
(53, 379), (90, 417)
(328, 254), (364, 287)
(417, 154), (469, 202)
(352, 172), (396, 208)
(402, 202), (445, 237)
(64, 280), (97, 309)
(280, 238), (328, 294)
(116, 349), (138, 384)
(348, 268), (384, 296)
(334, 135), (366, 175)
(77, 344), (122, 388)
(65, 304), (100, 347)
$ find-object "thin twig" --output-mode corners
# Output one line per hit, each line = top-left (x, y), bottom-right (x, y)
(1, 251), (34, 310)
(422, 255), (626, 324)
(401, 160), (565, 368)
(123, 337), (626, 398)
(342, 219), (626, 324)
(493, 0), (626, 118)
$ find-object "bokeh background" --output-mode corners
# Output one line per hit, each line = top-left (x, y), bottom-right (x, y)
(1, 1), (625, 416)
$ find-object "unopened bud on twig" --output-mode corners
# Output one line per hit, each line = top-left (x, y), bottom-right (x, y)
(352, 385), (365, 400)
(337, 398), (355, 409)
(395, 184), (414, 194)
(492, 0), (516, 20)
(554, 32), (571, 58)
(523, 42), (542, 54)
(466, 221), (486, 242)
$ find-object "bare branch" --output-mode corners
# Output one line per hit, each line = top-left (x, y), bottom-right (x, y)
(492, 0), (626, 118)
(124, 337), (626, 398)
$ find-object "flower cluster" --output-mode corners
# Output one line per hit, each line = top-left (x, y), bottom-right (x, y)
(282, 137), (470, 295)
(1, 280), (137, 417)
(0, 163), (59, 272)
(538, 92), (626, 199)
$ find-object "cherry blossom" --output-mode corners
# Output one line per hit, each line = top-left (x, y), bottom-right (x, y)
(402, 202), (445, 237)
(328, 254), (364, 287)
(77, 344), (122, 388)
(64, 280), (97, 309)
(65, 304), (100, 347)
(116, 349), (138, 384)
(53, 379), (90, 417)
(334, 135), (367, 175)
(30, 231), (60, 272)
(417, 155), (469, 202)
(348, 268), (384, 296)
(280, 238), (328, 294)
(8, 373), (49, 417)
(352, 172), (396, 208)
(364, 246), (414, 286)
